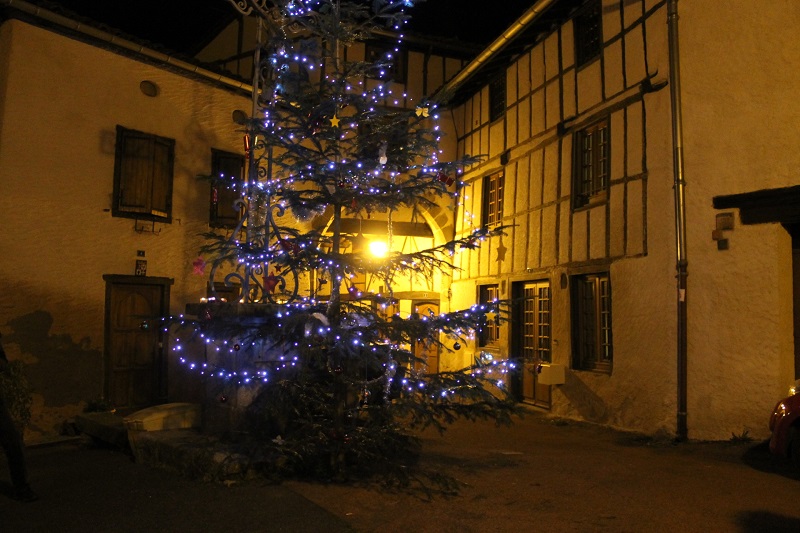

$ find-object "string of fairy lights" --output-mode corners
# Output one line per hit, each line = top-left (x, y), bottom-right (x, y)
(177, 0), (513, 395)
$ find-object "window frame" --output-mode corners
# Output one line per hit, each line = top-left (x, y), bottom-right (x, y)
(478, 284), (501, 348)
(364, 41), (407, 84)
(571, 272), (613, 373)
(481, 171), (505, 228)
(356, 109), (410, 167)
(112, 125), (175, 222)
(572, 118), (610, 209)
(489, 75), (505, 123)
(210, 149), (245, 229)
(574, 0), (603, 68)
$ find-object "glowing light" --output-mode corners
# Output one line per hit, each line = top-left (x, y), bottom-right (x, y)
(369, 240), (388, 257)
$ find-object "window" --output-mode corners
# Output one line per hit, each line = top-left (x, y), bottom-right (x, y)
(210, 150), (244, 228)
(113, 125), (175, 221)
(482, 172), (504, 227)
(489, 75), (505, 123)
(522, 282), (551, 364)
(571, 273), (612, 372)
(574, 0), (602, 68)
(478, 284), (500, 347)
(573, 118), (609, 208)
(357, 111), (409, 167)
(365, 42), (407, 83)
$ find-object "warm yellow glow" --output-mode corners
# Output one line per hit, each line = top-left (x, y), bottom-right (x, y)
(369, 240), (388, 257)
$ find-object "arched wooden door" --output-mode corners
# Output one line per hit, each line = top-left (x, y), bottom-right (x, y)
(104, 275), (172, 409)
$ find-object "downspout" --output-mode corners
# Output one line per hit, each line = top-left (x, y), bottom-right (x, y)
(667, 0), (689, 441)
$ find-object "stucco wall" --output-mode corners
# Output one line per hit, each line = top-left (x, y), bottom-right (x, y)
(0, 20), (251, 437)
(447, 0), (799, 441)
(675, 0), (800, 439)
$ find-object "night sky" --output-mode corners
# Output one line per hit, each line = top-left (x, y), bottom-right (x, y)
(37, 0), (535, 55)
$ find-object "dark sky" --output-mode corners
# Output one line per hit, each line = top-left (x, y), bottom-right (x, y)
(37, 0), (535, 55)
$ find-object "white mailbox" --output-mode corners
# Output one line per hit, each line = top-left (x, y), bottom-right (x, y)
(537, 363), (565, 385)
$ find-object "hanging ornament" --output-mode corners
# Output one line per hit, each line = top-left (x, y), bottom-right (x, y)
(453, 342), (461, 350)
(378, 142), (388, 165)
(243, 134), (251, 159)
(329, 114), (340, 128)
(263, 271), (280, 293)
(279, 239), (301, 256)
(308, 112), (324, 135)
(234, 344), (241, 351)
(415, 105), (429, 118)
(437, 171), (454, 187)
(361, 386), (371, 407)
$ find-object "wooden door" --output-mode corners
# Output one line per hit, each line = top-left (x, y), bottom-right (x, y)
(413, 301), (440, 374)
(104, 275), (172, 409)
(512, 281), (552, 408)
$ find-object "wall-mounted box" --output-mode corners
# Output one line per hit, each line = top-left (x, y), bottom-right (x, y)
(538, 363), (566, 385)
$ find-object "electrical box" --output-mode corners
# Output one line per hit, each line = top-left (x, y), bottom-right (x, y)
(537, 363), (566, 385)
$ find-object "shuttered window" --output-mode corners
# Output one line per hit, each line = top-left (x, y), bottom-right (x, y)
(113, 126), (175, 221)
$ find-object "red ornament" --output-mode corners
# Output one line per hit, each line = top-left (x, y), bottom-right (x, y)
(278, 239), (301, 256)
(263, 272), (280, 293)
(437, 172), (455, 187)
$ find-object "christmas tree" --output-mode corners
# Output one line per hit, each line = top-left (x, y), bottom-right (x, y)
(174, 0), (517, 481)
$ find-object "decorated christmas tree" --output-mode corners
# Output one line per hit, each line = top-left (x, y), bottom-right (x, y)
(174, 0), (517, 481)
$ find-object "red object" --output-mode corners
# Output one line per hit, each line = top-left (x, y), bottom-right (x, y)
(263, 272), (280, 293)
(437, 171), (454, 186)
(192, 257), (206, 275)
(243, 135), (251, 158)
(278, 239), (300, 256)
(769, 390), (800, 465)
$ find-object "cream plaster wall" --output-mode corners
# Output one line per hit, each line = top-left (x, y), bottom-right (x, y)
(448, 0), (798, 441)
(0, 20), (251, 436)
(672, 0), (800, 439)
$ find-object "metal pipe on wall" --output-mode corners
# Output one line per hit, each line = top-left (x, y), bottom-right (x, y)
(667, 0), (689, 441)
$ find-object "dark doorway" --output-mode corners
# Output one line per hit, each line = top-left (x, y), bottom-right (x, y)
(511, 280), (552, 408)
(103, 275), (173, 409)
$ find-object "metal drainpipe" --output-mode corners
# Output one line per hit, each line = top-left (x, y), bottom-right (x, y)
(667, 0), (689, 441)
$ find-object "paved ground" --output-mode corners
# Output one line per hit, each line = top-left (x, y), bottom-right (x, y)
(2, 410), (800, 532)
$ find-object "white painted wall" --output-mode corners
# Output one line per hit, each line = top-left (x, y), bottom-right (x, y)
(448, 0), (799, 440)
(0, 19), (251, 437)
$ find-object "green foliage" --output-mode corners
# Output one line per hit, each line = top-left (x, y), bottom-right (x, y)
(0, 360), (33, 427)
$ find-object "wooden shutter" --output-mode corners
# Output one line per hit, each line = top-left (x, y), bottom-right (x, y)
(113, 126), (175, 221)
